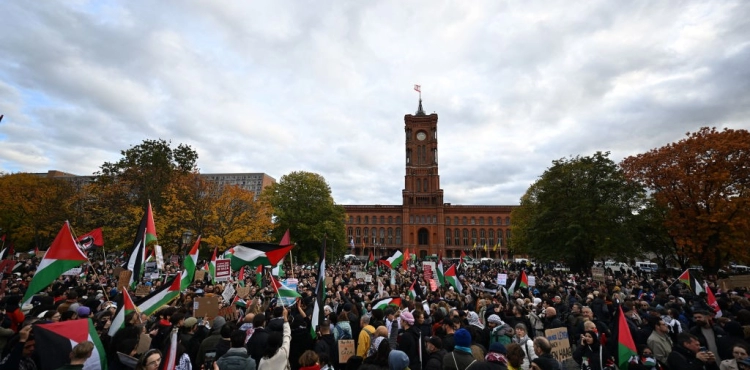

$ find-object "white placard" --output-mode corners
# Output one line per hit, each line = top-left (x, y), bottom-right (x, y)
(63, 267), (82, 276)
(365, 275), (372, 283)
(528, 275), (536, 287)
(222, 283), (236, 303)
(155, 245), (165, 270)
(497, 273), (507, 286)
(356, 272), (366, 279)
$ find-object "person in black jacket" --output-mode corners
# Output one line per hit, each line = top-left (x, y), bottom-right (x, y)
(667, 332), (719, 370)
(397, 311), (424, 370)
(245, 313), (269, 367)
(313, 319), (337, 368)
(424, 336), (446, 370)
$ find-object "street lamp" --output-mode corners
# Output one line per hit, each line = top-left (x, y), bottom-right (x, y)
(181, 230), (193, 259)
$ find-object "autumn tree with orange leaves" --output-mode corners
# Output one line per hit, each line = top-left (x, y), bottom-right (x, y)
(621, 127), (750, 273)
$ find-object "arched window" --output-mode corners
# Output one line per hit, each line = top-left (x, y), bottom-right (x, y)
(480, 229), (486, 246)
(371, 227), (377, 244)
(488, 229), (495, 247)
(357, 216), (361, 224)
(356, 227), (361, 244)
(479, 217), (484, 225)
(396, 216), (402, 224)
(410, 216), (414, 224)
(379, 228), (386, 244)
(388, 216), (393, 224)
(462, 217), (468, 225)
(506, 217), (511, 226)
(471, 217), (476, 225)
(349, 216), (353, 224)
(498, 233), (503, 246)
(363, 228), (369, 243)
(471, 229), (478, 246)
(372, 216), (377, 225)
(417, 179), (421, 192)
(446, 217), (451, 226)
(506, 229), (511, 240)
(496, 217), (501, 225)
(454, 217), (459, 225)
(395, 228), (402, 244)
(463, 229), (469, 246)
(424, 178), (428, 191)
(454, 229), (460, 246)
(488, 217), (493, 225)
(433, 216), (437, 224)
(445, 229), (452, 246)
(422, 216), (426, 224)
(387, 228), (394, 245)
(380, 216), (385, 224)
(364, 216), (369, 224)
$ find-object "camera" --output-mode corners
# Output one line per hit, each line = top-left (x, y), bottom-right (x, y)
(204, 351), (216, 369)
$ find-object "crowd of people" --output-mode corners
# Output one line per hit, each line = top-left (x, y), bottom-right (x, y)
(0, 253), (749, 370)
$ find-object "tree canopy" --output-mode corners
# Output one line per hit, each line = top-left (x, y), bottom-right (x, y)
(621, 127), (750, 273)
(261, 171), (346, 262)
(510, 152), (645, 273)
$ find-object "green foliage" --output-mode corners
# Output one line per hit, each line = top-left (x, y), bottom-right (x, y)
(511, 152), (645, 273)
(261, 171), (346, 262)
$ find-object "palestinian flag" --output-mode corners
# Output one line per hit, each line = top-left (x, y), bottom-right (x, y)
(678, 269), (704, 296)
(209, 247), (217, 283)
(237, 266), (245, 287)
(279, 229), (292, 246)
(310, 238), (326, 339)
(460, 250), (466, 267)
(372, 296), (402, 310)
(402, 248), (410, 270)
(367, 250), (375, 269)
(380, 250), (403, 270)
(137, 275), (181, 316)
(34, 318), (108, 370)
(163, 327), (178, 370)
(108, 288), (137, 336)
(145, 249), (155, 262)
(23, 222), (88, 302)
(436, 253), (445, 287)
(180, 236), (201, 290)
(507, 270), (529, 295)
(229, 242), (293, 270)
(270, 275), (301, 298)
(222, 247), (235, 259)
(705, 282), (722, 317)
(408, 280), (418, 300)
(76, 227), (104, 251)
(617, 306), (637, 370)
(444, 264), (463, 293)
(256, 265), (264, 287)
(127, 202), (158, 288)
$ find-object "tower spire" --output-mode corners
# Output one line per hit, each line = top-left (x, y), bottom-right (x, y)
(416, 98), (426, 116)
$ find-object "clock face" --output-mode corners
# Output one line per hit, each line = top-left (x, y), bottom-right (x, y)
(416, 131), (427, 141)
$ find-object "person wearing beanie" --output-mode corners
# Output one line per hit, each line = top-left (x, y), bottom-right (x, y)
(388, 350), (410, 370)
(397, 310), (424, 370)
(512, 323), (536, 370)
(424, 336), (447, 370)
(76, 306), (92, 319)
(443, 328), (477, 370)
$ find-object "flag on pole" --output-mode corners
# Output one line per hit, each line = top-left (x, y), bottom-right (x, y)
(237, 266), (245, 287)
(617, 306), (637, 370)
(229, 242), (294, 270)
(414, 85), (421, 92)
(270, 275), (301, 298)
(705, 282), (722, 317)
(163, 328), (178, 370)
(23, 222), (88, 302)
(460, 250), (466, 267)
(436, 253), (445, 287)
(310, 238), (327, 339)
(408, 280), (418, 300)
(33, 319), (108, 370)
(127, 202), (158, 288)
(209, 247), (217, 283)
(367, 250), (374, 269)
(380, 250), (404, 269)
(76, 227), (104, 251)
(145, 249), (155, 263)
(108, 288), (137, 336)
(372, 296), (402, 310)
(256, 265), (263, 288)
(507, 271), (529, 295)
(677, 269), (705, 295)
(136, 275), (181, 316)
(180, 236), (201, 290)
(444, 264), (463, 293)
(402, 248), (410, 270)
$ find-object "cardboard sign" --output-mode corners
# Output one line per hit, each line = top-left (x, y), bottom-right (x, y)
(113, 267), (125, 279)
(118, 270), (133, 291)
(194, 270), (206, 282)
(194, 296), (220, 318)
(528, 275), (536, 287)
(36, 251), (45, 258)
(592, 267), (606, 282)
(215, 259), (231, 281)
(365, 275), (372, 283)
(325, 277), (333, 286)
(422, 262), (436, 281)
(497, 273), (507, 286)
(236, 286), (251, 299)
(218, 306), (237, 321)
(136, 333), (152, 354)
(135, 286), (152, 297)
(145, 262), (158, 273)
(545, 327), (572, 361)
(338, 339), (355, 364)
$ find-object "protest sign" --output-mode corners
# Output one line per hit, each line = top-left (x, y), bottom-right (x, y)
(118, 270), (132, 291)
(222, 283), (236, 303)
(338, 339), (355, 364)
(194, 270), (206, 282)
(135, 286), (151, 297)
(545, 327), (572, 361)
(63, 267), (82, 276)
(591, 267), (606, 282)
(528, 275), (536, 287)
(145, 262), (157, 274)
(193, 296), (220, 318)
(497, 273), (507, 286)
(236, 286), (250, 299)
(154, 245), (165, 270)
(365, 275), (372, 283)
(215, 259), (231, 281)
(218, 306), (237, 321)
(355, 272), (366, 279)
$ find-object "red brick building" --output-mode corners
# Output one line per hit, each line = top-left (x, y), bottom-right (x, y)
(343, 101), (517, 259)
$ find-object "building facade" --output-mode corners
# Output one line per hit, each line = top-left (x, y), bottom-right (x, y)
(342, 101), (517, 259)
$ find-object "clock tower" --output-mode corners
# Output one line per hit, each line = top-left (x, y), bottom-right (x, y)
(403, 99), (443, 206)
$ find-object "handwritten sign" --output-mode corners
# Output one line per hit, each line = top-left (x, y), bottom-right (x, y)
(222, 283), (236, 303)
(497, 273), (507, 286)
(591, 267), (606, 282)
(194, 296), (220, 318)
(218, 306), (238, 321)
(355, 272), (366, 279)
(135, 286), (151, 297)
(118, 270), (133, 291)
(325, 277), (333, 286)
(365, 275), (372, 283)
(545, 327), (572, 361)
(528, 275), (536, 287)
(194, 270), (206, 282)
(215, 259), (231, 281)
(338, 339), (355, 364)
(154, 245), (165, 270)
(236, 286), (250, 299)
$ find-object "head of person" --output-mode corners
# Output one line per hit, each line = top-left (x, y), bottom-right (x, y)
(265, 331), (283, 358)
(426, 336), (442, 353)
(515, 323), (528, 338)
(583, 320), (597, 333)
(454, 328), (472, 349)
(299, 350), (319, 367)
(676, 332), (701, 353)
(70, 341), (94, 363)
(733, 343), (749, 361)
(253, 313), (266, 328)
(400, 311), (414, 329)
(581, 306), (594, 320)
(654, 318), (669, 335)
(388, 350), (410, 370)
(544, 307), (557, 318)
(360, 314), (371, 327)
(693, 311), (711, 328)
(582, 330), (600, 346)
(505, 343), (525, 369)
(138, 349), (162, 370)
(533, 337), (552, 356)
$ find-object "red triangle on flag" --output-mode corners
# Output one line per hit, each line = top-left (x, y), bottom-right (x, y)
(265, 245), (294, 266)
(279, 229), (292, 246)
(36, 317), (90, 343)
(46, 223), (88, 261)
(167, 274), (181, 292)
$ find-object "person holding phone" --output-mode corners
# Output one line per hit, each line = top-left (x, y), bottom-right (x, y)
(667, 332), (719, 370)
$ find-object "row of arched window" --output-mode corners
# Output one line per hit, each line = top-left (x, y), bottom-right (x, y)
(444, 228), (511, 247)
(347, 227), (402, 245)
(348, 216), (402, 225)
(347, 215), (511, 226)
(445, 216), (511, 226)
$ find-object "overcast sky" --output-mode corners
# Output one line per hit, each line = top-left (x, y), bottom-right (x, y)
(1, 1), (749, 206)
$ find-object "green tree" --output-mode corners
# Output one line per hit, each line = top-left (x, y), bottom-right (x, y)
(632, 199), (689, 270)
(510, 152), (645, 273)
(621, 127), (750, 273)
(261, 171), (346, 262)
